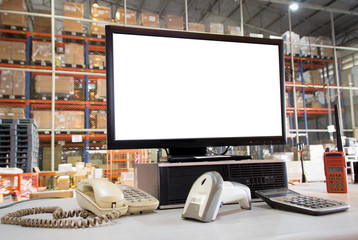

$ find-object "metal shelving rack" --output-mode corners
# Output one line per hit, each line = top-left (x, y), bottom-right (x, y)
(0, 0), (357, 164)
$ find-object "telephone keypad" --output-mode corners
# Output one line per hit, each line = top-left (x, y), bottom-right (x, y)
(118, 185), (159, 214)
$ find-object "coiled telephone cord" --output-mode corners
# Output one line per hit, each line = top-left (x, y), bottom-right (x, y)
(1, 206), (122, 228)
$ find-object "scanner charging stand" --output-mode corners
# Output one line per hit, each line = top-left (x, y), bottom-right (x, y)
(182, 171), (251, 222)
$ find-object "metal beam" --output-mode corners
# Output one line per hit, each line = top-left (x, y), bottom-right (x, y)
(255, 0), (358, 16)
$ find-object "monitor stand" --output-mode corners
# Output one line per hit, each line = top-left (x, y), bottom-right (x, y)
(166, 147), (252, 163)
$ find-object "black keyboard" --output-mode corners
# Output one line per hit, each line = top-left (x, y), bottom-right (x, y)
(255, 188), (350, 216)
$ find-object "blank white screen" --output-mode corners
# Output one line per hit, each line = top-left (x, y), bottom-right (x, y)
(112, 33), (283, 141)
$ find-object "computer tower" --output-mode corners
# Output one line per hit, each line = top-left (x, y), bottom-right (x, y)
(134, 160), (288, 209)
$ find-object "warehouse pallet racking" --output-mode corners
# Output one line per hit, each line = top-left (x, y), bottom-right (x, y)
(0, 0), (356, 166)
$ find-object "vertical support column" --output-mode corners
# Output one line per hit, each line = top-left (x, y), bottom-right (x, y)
(349, 74), (355, 129)
(25, 32), (31, 118)
(184, 0), (188, 31)
(337, 60), (346, 134)
(299, 60), (309, 145)
(240, 0), (244, 36)
(50, 0), (56, 172)
(288, 90), (294, 147)
(288, 9), (299, 148)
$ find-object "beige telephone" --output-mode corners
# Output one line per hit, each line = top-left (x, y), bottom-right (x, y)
(76, 179), (128, 216)
(1, 179), (159, 228)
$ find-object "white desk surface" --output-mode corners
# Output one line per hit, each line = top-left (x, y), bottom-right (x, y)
(0, 182), (357, 240)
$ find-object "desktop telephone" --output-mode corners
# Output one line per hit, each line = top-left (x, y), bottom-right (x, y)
(1, 179), (159, 228)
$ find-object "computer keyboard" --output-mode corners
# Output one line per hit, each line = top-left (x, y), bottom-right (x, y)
(255, 188), (350, 216)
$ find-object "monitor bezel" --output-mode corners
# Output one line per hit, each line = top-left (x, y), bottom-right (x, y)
(106, 25), (286, 150)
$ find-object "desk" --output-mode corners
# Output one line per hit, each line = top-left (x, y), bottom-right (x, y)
(1, 182), (358, 240)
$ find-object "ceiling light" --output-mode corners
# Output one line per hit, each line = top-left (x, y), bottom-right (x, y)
(289, 2), (299, 11)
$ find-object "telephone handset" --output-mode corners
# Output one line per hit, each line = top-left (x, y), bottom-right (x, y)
(1, 179), (159, 228)
(76, 179), (128, 216)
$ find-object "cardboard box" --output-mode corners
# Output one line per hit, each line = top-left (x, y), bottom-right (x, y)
(0, 70), (25, 96)
(209, 23), (224, 34)
(165, 15), (183, 30)
(32, 41), (52, 62)
(90, 21), (107, 35)
(0, 71), (12, 95)
(302, 70), (322, 84)
(96, 78), (106, 99)
(226, 26), (241, 36)
(32, 110), (84, 129)
(282, 31), (300, 55)
(30, 190), (74, 199)
(306, 101), (322, 109)
(140, 12), (159, 27)
(11, 41), (26, 61)
(35, 75), (74, 94)
(300, 36), (318, 56)
(64, 43), (84, 65)
(0, 107), (25, 119)
(90, 4), (111, 35)
(42, 146), (62, 171)
(89, 54), (106, 68)
(63, 2), (83, 33)
(56, 111), (84, 129)
(96, 111), (107, 129)
(12, 70), (25, 96)
(115, 8), (136, 25)
(2, 0), (26, 10)
(91, 4), (111, 20)
(1, 2), (27, 27)
(188, 22), (205, 32)
(33, 11), (51, 34)
(0, 41), (25, 61)
(1, 8), (27, 27)
(0, 40), (11, 59)
(57, 176), (70, 190)
(67, 156), (82, 166)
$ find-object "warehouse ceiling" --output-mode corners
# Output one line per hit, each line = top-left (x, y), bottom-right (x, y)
(26, 0), (358, 47)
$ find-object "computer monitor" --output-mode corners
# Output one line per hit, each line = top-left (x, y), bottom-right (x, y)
(105, 26), (286, 160)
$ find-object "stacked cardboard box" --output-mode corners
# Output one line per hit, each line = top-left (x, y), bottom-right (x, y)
(95, 78), (106, 99)
(0, 0), (27, 27)
(302, 69), (322, 84)
(42, 147), (62, 171)
(165, 15), (183, 30)
(63, 2), (83, 33)
(0, 40), (26, 62)
(115, 8), (136, 25)
(32, 111), (84, 129)
(96, 111), (107, 129)
(89, 54), (106, 68)
(226, 26), (241, 36)
(300, 36), (319, 57)
(209, 23), (224, 34)
(188, 22), (205, 32)
(306, 96), (322, 108)
(64, 43), (84, 66)
(90, 4), (111, 35)
(140, 12), (159, 28)
(296, 92), (304, 108)
(0, 107), (25, 119)
(33, 10), (51, 38)
(317, 36), (334, 58)
(32, 41), (52, 62)
(282, 31), (300, 55)
(0, 70), (25, 96)
(35, 75), (74, 95)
